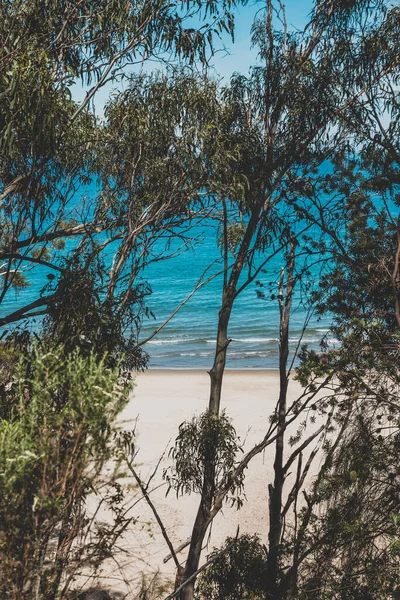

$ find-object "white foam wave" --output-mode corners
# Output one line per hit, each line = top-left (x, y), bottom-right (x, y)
(229, 351), (271, 356)
(146, 338), (190, 345)
(147, 336), (281, 345)
(230, 337), (279, 343)
(289, 337), (339, 345)
(146, 335), (336, 347)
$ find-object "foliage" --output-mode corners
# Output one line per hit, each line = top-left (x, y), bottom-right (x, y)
(0, 0), (245, 353)
(165, 410), (244, 507)
(296, 408), (400, 599)
(0, 345), (131, 599)
(132, 572), (173, 600)
(42, 253), (150, 372)
(0, 340), (20, 385)
(294, 147), (400, 598)
(195, 534), (268, 600)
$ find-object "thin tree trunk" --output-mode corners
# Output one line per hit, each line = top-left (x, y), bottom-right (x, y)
(179, 463), (215, 600)
(208, 296), (233, 415)
(179, 207), (263, 599)
(208, 208), (262, 414)
(207, 199), (232, 415)
(266, 242), (295, 600)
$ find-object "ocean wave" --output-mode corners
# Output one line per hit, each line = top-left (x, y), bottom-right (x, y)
(146, 335), (333, 346)
(146, 338), (186, 345)
(230, 337), (279, 343)
(229, 351), (271, 356)
(288, 337), (339, 345)
(146, 336), (281, 345)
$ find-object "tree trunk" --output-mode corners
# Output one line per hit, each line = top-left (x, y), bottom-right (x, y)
(179, 462), (215, 600)
(266, 375), (289, 599)
(178, 208), (263, 599)
(266, 243), (294, 600)
(208, 208), (262, 414)
(208, 298), (233, 415)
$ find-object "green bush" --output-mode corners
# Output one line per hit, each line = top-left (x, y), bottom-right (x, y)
(165, 410), (245, 508)
(195, 534), (268, 600)
(0, 345), (130, 599)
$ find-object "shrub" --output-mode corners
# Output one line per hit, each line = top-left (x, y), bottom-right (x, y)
(0, 345), (131, 599)
(195, 534), (268, 600)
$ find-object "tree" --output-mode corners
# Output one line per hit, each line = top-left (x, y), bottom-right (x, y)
(168, 2), (400, 598)
(0, 0), (245, 354)
(291, 146), (400, 599)
(0, 4), (258, 596)
(41, 71), (221, 370)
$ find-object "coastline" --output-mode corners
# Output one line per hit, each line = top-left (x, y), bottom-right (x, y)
(138, 368), (283, 374)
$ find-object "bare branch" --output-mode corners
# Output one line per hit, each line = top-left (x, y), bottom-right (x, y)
(0, 295), (54, 327)
(125, 460), (181, 573)
(283, 423), (326, 476)
(1, 253), (64, 272)
(138, 261), (224, 347)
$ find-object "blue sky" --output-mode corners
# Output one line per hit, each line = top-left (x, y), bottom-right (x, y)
(208, 0), (313, 80)
(72, 1), (314, 116)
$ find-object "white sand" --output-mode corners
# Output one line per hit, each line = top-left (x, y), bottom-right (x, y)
(90, 370), (322, 596)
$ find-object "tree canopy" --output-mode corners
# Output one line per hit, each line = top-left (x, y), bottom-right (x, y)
(1, 1), (400, 599)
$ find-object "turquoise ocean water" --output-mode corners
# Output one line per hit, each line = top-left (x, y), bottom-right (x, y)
(139, 228), (331, 369)
(1, 197), (332, 370)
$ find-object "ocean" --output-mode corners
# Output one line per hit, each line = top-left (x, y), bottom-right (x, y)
(1, 204), (332, 370)
(138, 219), (332, 369)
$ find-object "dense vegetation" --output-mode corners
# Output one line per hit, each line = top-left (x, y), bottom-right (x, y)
(0, 0), (399, 599)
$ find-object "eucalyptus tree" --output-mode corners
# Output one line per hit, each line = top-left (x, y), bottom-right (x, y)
(284, 4), (400, 590)
(0, 3), (252, 593)
(267, 5), (400, 592)
(287, 144), (400, 599)
(170, 2), (400, 599)
(41, 71), (221, 369)
(176, 15), (341, 600)
(0, 0), (245, 355)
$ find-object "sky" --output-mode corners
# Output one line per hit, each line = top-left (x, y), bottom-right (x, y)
(72, 1), (314, 117)
(206, 0), (313, 79)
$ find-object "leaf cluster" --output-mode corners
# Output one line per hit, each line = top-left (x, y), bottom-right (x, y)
(0, 344), (131, 599)
(195, 534), (268, 600)
(165, 410), (244, 506)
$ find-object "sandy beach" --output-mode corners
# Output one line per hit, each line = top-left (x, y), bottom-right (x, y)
(91, 370), (321, 596)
